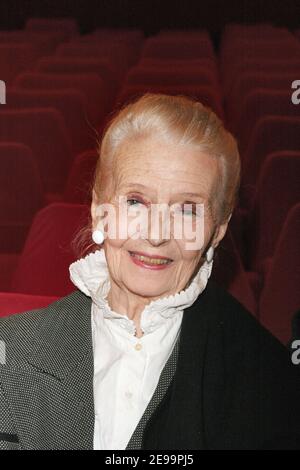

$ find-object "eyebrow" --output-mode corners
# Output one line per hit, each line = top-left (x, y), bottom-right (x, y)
(120, 183), (207, 200)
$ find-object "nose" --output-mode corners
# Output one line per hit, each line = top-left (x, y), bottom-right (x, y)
(146, 205), (170, 246)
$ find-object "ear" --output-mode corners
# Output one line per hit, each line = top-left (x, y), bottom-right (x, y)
(211, 213), (232, 249)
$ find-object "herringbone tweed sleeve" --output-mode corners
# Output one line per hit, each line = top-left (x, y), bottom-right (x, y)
(0, 291), (95, 450)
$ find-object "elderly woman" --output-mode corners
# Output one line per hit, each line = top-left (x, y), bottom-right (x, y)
(1, 94), (300, 450)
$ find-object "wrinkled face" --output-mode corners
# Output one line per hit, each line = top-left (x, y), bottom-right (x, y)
(91, 135), (228, 300)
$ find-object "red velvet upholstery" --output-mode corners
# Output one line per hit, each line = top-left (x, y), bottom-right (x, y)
(116, 84), (224, 119)
(124, 65), (218, 89)
(10, 203), (90, 297)
(211, 230), (257, 316)
(0, 44), (39, 84)
(63, 150), (98, 204)
(0, 107), (72, 193)
(0, 142), (44, 252)
(227, 72), (300, 130)
(6, 88), (92, 154)
(243, 116), (300, 186)
(0, 293), (59, 318)
(141, 37), (215, 60)
(236, 90), (300, 153)
(247, 151), (300, 270)
(34, 57), (118, 111)
(259, 203), (300, 344)
(13, 72), (107, 126)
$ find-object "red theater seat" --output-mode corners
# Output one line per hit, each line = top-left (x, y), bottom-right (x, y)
(259, 203), (300, 344)
(77, 29), (144, 62)
(14, 72), (108, 125)
(34, 57), (118, 109)
(116, 84), (224, 119)
(124, 66), (218, 89)
(247, 151), (300, 270)
(242, 115), (300, 186)
(0, 293), (59, 318)
(6, 88), (93, 154)
(222, 38), (300, 70)
(0, 108), (73, 194)
(211, 230), (257, 316)
(0, 142), (44, 253)
(235, 90), (299, 151)
(0, 44), (39, 84)
(55, 42), (132, 77)
(63, 150), (98, 204)
(0, 254), (20, 292)
(10, 203), (90, 297)
(139, 56), (218, 75)
(0, 30), (66, 55)
(141, 37), (215, 60)
(227, 72), (300, 129)
(223, 58), (300, 97)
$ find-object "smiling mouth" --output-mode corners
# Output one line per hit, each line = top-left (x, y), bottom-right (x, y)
(128, 251), (173, 265)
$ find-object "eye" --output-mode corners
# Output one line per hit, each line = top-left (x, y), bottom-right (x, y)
(181, 203), (198, 216)
(126, 197), (144, 207)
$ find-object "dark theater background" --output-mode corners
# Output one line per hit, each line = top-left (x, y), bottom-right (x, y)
(0, 0), (299, 345)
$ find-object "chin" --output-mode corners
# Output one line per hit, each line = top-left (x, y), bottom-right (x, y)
(125, 280), (168, 299)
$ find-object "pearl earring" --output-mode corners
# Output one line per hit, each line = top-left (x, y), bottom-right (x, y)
(92, 229), (104, 245)
(206, 246), (214, 263)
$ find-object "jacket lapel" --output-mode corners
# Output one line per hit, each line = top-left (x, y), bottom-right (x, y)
(142, 281), (215, 450)
(1, 290), (95, 450)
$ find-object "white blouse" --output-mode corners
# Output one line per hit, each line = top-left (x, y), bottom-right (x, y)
(69, 249), (213, 450)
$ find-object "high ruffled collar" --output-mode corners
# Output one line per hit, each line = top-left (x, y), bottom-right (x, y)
(69, 249), (213, 335)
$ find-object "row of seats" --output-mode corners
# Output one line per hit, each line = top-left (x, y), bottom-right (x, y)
(0, 24), (144, 253)
(220, 24), (300, 342)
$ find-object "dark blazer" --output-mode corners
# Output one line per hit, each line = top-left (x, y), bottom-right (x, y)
(1, 280), (300, 450)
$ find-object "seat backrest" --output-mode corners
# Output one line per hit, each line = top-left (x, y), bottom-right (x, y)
(0, 142), (44, 252)
(35, 57), (118, 97)
(223, 58), (300, 97)
(0, 44), (39, 84)
(0, 108), (73, 193)
(11, 203), (90, 297)
(227, 72), (300, 128)
(141, 37), (215, 60)
(237, 89), (299, 151)
(211, 229), (257, 316)
(13, 72), (107, 124)
(0, 293), (59, 318)
(64, 150), (98, 204)
(248, 151), (300, 268)
(259, 203), (300, 344)
(0, 30), (65, 54)
(55, 42), (131, 74)
(115, 83), (224, 119)
(7, 88), (91, 154)
(243, 115), (300, 186)
(124, 65), (217, 88)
